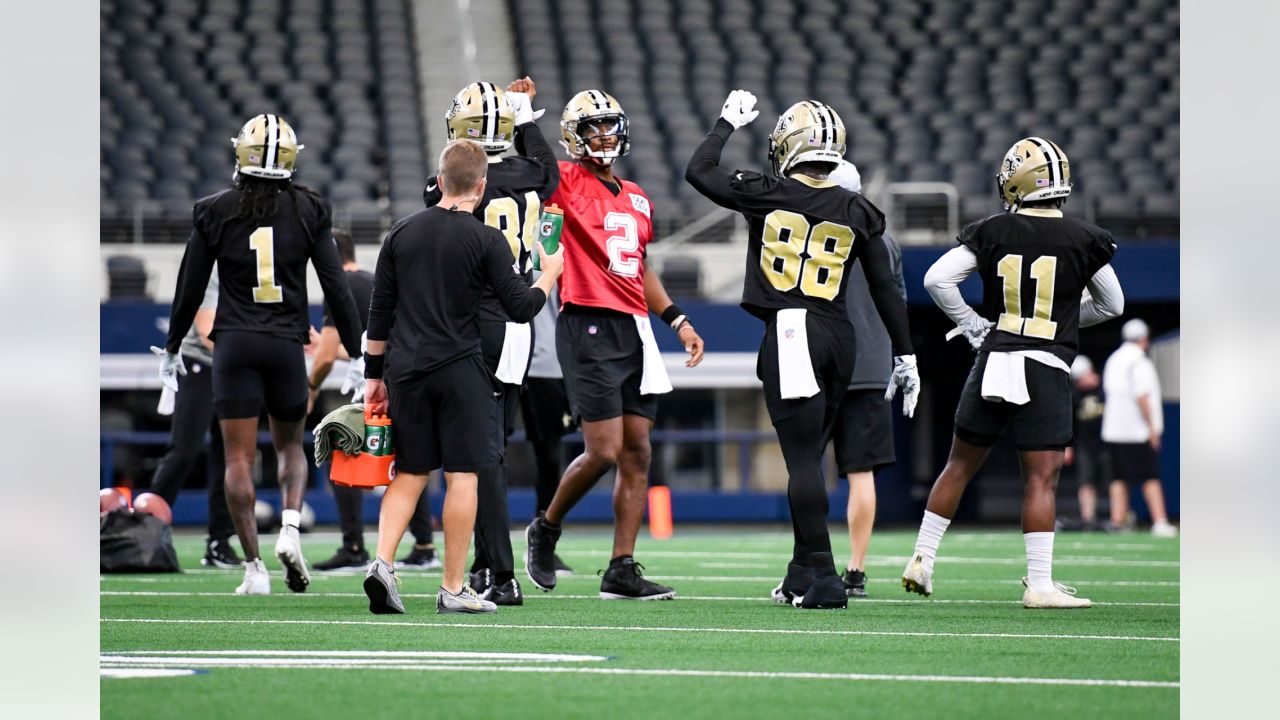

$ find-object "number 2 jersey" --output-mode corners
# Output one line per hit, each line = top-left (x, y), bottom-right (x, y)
(959, 209), (1116, 366)
(163, 185), (362, 358)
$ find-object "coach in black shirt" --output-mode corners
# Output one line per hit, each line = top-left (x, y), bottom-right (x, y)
(361, 139), (563, 614)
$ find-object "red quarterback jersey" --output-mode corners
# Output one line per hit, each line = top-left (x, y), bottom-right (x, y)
(550, 160), (654, 315)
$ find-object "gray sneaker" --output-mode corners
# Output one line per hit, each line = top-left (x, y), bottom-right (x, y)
(363, 558), (405, 614)
(436, 585), (497, 614)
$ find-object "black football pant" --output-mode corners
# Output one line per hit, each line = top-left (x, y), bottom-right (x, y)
(333, 482), (432, 550)
(520, 376), (574, 516)
(149, 360), (234, 542)
(471, 321), (521, 582)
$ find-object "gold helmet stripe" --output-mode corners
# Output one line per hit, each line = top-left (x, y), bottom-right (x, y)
(1027, 136), (1062, 187)
(265, 114), (279, 170)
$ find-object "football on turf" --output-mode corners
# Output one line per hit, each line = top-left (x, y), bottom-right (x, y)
(132, 492), (172, 525)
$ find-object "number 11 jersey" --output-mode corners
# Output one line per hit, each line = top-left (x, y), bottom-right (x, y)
(551, 160), (654, 316)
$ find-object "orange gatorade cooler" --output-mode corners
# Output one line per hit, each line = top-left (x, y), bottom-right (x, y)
(330, 407), (396, 488)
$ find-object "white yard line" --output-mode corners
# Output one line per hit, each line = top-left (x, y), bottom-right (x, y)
(100, 617), (1179, 643)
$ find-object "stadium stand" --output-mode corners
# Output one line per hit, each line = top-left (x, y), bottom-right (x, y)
(100, 0), (429, 242)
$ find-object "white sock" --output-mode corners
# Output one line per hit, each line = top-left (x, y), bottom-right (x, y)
(281, 509), (302, 529)
(913, 511), (951, 569)
(1024, 532), (1055, 591)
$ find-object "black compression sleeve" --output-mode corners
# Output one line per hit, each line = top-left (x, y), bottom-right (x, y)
(516, 123), (561, 199)
(684, 118), (739, 209)
(165, 228), (217, 353)
(859, 231), (914, 355)
(311, 224), (363, 358)
(366, 236), (397, 343)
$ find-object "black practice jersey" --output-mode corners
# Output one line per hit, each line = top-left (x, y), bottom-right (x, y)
(164, 185), (362, 358)
(959, 212), (1116, 365)
(423, 124), (559, 323)
(367, 206), (548, 379)
(322, 268), (374, 331)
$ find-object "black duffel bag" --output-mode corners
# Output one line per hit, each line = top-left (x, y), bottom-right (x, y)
(100, 509), (181, 573)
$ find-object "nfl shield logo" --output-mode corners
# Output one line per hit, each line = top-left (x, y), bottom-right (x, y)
(588, 325), (598, 335)
(785, 329), (795, 339)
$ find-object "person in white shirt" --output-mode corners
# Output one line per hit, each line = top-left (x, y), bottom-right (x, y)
(1101, 319), (1176, 537)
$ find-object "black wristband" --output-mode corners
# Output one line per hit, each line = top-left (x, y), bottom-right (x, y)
(660, 304), (685, 328)
(364, 353), (385, 380)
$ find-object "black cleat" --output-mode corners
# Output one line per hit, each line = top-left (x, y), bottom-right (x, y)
(553, 553), (574, 576)
(599, 557), (675, 600)
(201, 537), (242, 569)
(314, 545), (370, 571)
(396, 546), (442, 569)
(799, 553), (847, 609)
(843, 569), (868, 598)
(524, 514), (561, 592)
(487, 578), (524, 606)
(770, 561), (814, 604)
(469, 568), (494, 596)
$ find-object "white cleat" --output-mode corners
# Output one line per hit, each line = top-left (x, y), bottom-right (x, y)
(274, 525), (310, 593)
(235, 558), (270, 595)
(901, 552), (933, 596)
(1022, 577), (1092, 609)
(1151, 521), (1178, 538)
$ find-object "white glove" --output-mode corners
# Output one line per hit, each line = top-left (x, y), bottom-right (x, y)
(829, 159), (862, 193)
(342, 356), (366, 403)
(884, 354), (921, 418)
(945, 315), (995, 350)
(506, 92), (545, 126)
(149, 345), (187, 393)
(720, 89), (759, 129)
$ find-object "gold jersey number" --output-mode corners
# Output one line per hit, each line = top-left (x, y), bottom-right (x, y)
(759, 210), (856, 300)
(249, 227), (283, 303)
(484, 191), (541, 272)
(995, 254), (1058, 339)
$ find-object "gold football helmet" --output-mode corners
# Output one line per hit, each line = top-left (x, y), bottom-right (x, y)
(560, 89), (630, 164)
(997, 137), (1072, 211)
(769, 101), (846, 176)
(446, 82), (516, 154)
(232, 114), (303, 180)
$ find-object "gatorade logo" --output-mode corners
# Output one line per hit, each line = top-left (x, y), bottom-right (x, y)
(388, 461), (396, 482)
(539, 219), (555, 237)
(367, 435), (382, 452)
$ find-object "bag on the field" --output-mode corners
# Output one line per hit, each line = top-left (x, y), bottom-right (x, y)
(100, 509), (181, 573)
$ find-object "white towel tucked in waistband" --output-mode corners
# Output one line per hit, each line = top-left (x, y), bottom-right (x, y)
(981, 351), (1031, 405)
(157, 386), (176, 416)
(494, 322), (533, 385)
(776, 308), (820, 399)
(634, 315), (673, 395)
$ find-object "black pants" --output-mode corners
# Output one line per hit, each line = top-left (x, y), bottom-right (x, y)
(331, 481), (433, 550)
(520, 376), (576, 515)
(149, 359), (234, 542)
(471, 320), (522, 580)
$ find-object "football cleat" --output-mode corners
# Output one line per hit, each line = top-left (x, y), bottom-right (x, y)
(843, 568), (868, 599)
(1021, 577), (1092, 609)
(313, 545), (370, 571)
(274, 525), (310, 593)
(397, 546), (442, 569)
(770, 561), (814, 605)
(553, 553), (574, 576)
(437, 585), (497, 614)
(487, 578), (524, 606)
(524, 514), (561, 592)
(202, 537), (242, 569)
(444, 82), (516, 155)
(768, 100), (846, 177)
(599, 558), (675, 600)
(364, 558), (405, 614)
(231, 114), (302, 181)
(798, 574), (848, 610)
(469, 568), (494, 597)
(901, 552), (934, 596)
(234, 558), (270, 596)
(560, 89), (630, 165)
(996, 137), (1072, 211)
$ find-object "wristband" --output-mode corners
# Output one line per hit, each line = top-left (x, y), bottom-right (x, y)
(364, 353), (385, 380)
(660, 304), (687, 331)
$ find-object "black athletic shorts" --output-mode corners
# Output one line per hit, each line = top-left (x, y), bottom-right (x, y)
(954, 352), (1073, 451)
(520, 376), (576, 443)
(756, 311), (855, 424)
(212, 330), (307, 420)
(479, 320), (524, 438)
(1072, 443), (1111, 489)
(556, 307), (658, 423)
(1108, 441), (1160, 482)
(833, 388), (896, 474)
(388, 354), (502, 474)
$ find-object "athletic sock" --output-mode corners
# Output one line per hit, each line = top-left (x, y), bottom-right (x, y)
(1024, 532), (1055, 592)
(281, 508), (301, 529)
(913, 510), (952, 570)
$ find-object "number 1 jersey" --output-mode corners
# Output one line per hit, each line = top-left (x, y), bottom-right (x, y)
(551, 160), (654, 316)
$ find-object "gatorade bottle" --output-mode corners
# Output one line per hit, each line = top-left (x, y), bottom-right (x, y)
(364, 412), (393, 457)
(532, 203), (563, 270)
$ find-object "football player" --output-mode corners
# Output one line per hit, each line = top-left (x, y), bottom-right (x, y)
(421, 77), (559, 605)
(686, 91), (917, 610)
(905, 137), (1124, 608)
(523, 89), (705, 601)
(156, 114), (365, 595)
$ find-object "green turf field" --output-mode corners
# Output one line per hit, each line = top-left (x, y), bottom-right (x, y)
(100, 527), (1178, 718)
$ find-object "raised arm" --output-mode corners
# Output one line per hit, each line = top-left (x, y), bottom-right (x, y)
(686, 90), (760, 209)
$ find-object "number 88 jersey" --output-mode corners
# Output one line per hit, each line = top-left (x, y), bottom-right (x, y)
(551, 160), (654, 315)
(730, 170), (886, 321)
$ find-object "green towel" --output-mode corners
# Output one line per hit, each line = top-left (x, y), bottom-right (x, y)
(313, 403), (367, 466)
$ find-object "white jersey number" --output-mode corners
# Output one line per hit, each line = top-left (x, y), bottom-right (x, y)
(604, 212), (642, 278)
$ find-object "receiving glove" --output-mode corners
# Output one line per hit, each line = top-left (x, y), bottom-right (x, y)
(945, 315), (995, 351)
(884, 354), (921, 418)
(149, 346), (187, 393)
(720, 89), (759, 129)
(342, 356), (366, 403)
(506, 92), (545, 126)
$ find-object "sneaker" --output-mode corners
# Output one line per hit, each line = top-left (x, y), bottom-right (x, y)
(437, 585), (497, 614)
(274, 525), (310, 593)
(469, 568), (494, 597)
(314, 545), (371, 571)
(202, 537), (242, 569)
(599, 557), (675, 600)
(798, 575), (847, 609)
(524, 514), (561, 592)
(397, 546), (442, 570)
(901, 552), (933, 596)
(553, 553), (574, 576)
(1021, 577), (1092, 609)
(234, 558), (270, 595)
(363, 558), (405, 614)
(770, 561), (813, 604)
(488, 578), (524, 606)
(842, 569), (868, 599)
(1151, 521), (1178, 538)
